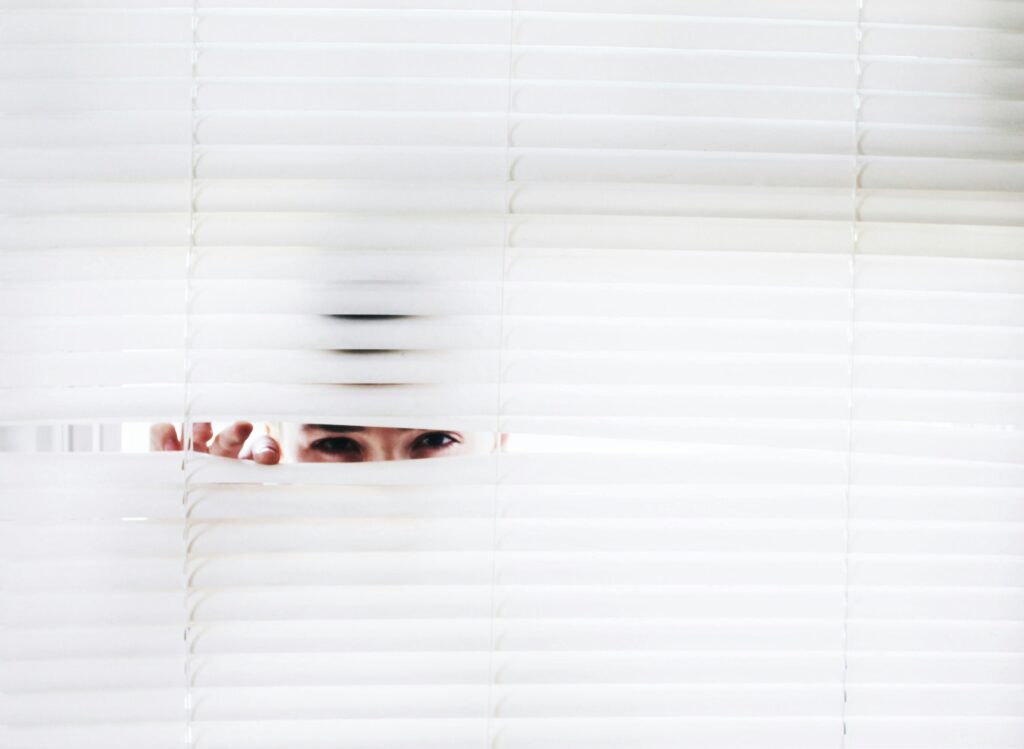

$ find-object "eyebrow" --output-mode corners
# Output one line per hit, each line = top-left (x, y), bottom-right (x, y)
(300, 425), (413, 433)
(302, 425), (364, 433)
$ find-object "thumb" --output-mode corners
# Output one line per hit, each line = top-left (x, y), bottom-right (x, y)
(239, 433), (281, 465)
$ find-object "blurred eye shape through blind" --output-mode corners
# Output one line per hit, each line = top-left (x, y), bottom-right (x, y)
(2, 1), (1024, 748)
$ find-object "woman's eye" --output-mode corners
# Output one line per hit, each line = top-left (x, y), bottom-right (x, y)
(310, 437), (361, 454)
(412, 431), (459, 452)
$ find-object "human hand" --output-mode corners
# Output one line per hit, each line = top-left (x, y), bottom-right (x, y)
(149, 421), (281, 465)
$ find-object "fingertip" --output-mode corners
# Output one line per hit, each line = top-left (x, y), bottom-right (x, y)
(253, 445), (281, 465)
(248, 434), (281, 465)
(150, 423), (178, 451)
(232, 421), (254, 443)
(183, 422), (211, 453)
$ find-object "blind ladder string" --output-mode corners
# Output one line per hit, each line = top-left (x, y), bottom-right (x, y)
(840, 1), (865, 746)
(483, 3), (517, 747)
(180, 2), (201, 747)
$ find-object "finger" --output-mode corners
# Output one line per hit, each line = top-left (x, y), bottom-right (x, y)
(190, 422), (213, 453)
(150, 423), (180, 452)
(209, 421), (254, 459)
(240, 434), (281, 465)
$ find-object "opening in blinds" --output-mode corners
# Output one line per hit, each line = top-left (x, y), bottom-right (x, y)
(2, 1), (1023, 748)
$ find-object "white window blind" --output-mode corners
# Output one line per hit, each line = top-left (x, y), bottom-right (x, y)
(3, 1), (1024, 748)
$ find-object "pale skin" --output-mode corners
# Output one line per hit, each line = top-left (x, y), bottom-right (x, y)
(150, 422), (504, 464)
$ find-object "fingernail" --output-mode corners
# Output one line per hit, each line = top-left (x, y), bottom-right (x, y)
(164, 438), (177, 451)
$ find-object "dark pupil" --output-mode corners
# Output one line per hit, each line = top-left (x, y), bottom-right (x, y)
(419, 432), (450, 448)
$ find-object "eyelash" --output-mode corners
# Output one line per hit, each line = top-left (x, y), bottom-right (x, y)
(310, 437), (360, 454)
(412, 431), (460, 451)
(309, 432), (461, 455)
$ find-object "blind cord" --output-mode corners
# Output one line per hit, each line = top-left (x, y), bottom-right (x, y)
(840, 1), (865, 746)
(181, 2), (200, 747)
(483, 3), (517, 747)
